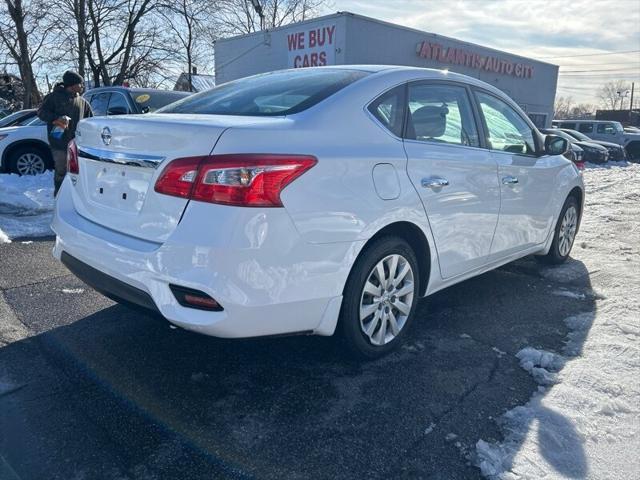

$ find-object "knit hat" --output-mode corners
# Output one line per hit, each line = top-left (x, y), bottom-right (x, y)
(62, 70), (83, 87)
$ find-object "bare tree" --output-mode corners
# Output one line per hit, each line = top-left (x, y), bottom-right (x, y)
(82, 0), (157, 86)
(597, 80), (631, 110)
(216, 0), (326, 35)
(157, 0), (217, 91)
(0, 0), (56, 107)
(554, 96), (574, 119)
(569, 104), (595, 119)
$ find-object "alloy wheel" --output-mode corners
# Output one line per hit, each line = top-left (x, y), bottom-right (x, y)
(359, 254), (415, 346)
(558, 206), (577, 257)
(16, 152), (46, 175)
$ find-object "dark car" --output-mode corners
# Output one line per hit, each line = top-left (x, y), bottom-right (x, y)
(558, 128), (627, 161)
(541, 129), (608, 164)
(0, 109), (37, 128)
(84, 87), (191, 117)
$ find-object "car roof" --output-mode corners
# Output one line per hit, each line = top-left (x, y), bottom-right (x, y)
(556, 119), (620, 124)
(85, 86), (189, 95)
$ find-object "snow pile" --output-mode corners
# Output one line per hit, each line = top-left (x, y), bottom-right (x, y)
(475, 163), (640, 479)
(0, 172), (54, 242)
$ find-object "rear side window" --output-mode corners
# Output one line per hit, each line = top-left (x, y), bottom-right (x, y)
(560, 122), (576, 129)
(405, 83), (479, 147)
(368, 85), (405, 137)
(578, 123), (593, 133)
(159, 69), (369, 116)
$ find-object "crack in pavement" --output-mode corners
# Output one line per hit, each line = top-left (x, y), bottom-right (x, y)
(0, 273), (74, 293)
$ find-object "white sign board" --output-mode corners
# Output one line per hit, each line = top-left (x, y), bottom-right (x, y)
(287, 23), (336, 68)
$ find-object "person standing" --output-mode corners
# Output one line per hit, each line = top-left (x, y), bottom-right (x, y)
(37, 71), (92, 195)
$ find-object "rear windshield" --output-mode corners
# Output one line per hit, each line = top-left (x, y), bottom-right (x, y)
(133, 91), (191, 112)
(158, 69), (370, 116)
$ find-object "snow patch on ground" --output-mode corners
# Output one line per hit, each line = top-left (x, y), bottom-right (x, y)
(61, 288), (84, 294)
(552, 289), (586, 299)
(475, 163), (640, 479)
(0, 172), (54, 242)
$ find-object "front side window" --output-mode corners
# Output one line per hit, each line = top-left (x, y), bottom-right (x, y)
(597, 123), (616, 134)
(477, 91), (536, 155)
(107, 92), (131, 115)
(368, 85), (405, 137)
(578, 123), (593, 134)
(405, 83), (479, 147)
(159, 69), (369, 116)
(89, 92), (111, 117)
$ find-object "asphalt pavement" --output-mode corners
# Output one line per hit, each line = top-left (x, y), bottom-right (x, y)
(0, 237), (596, 479)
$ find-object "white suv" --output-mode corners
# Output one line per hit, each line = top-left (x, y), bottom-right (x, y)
(53, 66), (583, 358)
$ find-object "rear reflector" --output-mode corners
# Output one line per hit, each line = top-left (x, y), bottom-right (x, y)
(155, 154), (317, 207)
(169, 284), (223, 311)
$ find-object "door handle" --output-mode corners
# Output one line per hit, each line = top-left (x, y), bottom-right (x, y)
(502, 176), (519, 185)
(421, 176), (450, 189)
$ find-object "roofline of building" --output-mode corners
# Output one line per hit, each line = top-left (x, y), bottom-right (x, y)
(215, 11), (559, 69)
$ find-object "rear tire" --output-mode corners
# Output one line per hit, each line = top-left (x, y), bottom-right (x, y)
(537, 196), (579, 265)
(339, 236), (420, 359)
(8, 146), (50, 175)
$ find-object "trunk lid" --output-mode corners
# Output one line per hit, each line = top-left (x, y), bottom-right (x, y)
(72, 113), (277, 243)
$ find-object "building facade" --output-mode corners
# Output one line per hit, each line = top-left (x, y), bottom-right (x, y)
(215, 12), (559, 127)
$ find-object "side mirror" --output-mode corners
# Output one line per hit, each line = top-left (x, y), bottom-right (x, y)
(107, 106), (128, 116)
(544, 135), (569, 156)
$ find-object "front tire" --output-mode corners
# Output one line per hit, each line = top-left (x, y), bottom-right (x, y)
(8, 146), (49, 175)
(339, 236), (420, 359)
(537, 196), (579, 265)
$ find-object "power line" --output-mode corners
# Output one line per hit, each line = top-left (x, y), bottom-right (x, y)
(537, 49), (640, 59)
(558, 72), (640, 77)
(555, 62), (638, 67)
(560, 67), (640, 73)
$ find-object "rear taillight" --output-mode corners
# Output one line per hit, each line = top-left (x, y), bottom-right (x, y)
(154, 154), (317, 207)
(67, 140), (79, 174)
(154, 156), (201, 198)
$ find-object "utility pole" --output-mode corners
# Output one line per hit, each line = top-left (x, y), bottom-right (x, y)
(630, 82), (635, 112)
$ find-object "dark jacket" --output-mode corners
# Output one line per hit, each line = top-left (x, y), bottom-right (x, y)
(37, 83), (92, 150)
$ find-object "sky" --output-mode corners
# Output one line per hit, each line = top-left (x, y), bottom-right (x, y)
(324, 0), (640, 106)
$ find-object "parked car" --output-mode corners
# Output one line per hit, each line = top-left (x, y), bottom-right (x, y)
(84, 87), (190, 116)
(541, 128), (608, 164)
(53, 66), (583, 358)
(1, 89), (190, 175)
(558, 128), (627, 161)
(552, 119), (640, 160)
(0, 116), (51, 175)
(565, 142), (585, 170)
(0, 109), (37, 128)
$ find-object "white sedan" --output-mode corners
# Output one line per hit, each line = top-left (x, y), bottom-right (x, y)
(52, 66), (583, 358)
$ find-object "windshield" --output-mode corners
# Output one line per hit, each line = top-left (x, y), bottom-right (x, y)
(612, 122), (624, 133)
(158, 69), (370, 116)
(543, 129), (574, 142)
(0, 110), (34, 128)
(132, 91), (191, 113)
(563, 129), (590, 141)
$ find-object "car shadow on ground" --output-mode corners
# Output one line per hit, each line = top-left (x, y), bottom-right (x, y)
(0, 255), (595, 479)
